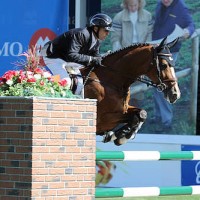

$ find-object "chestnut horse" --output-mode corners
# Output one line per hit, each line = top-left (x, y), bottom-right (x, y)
(80, 37), (181, 146)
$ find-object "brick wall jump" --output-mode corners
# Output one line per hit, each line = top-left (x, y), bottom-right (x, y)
(0, 97), (97, 200)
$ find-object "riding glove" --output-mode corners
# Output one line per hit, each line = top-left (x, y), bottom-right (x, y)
(91, 57), (102, 67)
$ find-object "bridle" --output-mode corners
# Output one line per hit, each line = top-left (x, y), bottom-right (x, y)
(137, 46), (177, 92)
(83, 45), (177, 91)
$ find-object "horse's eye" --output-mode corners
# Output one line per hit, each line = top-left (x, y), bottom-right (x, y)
(160, 63), (168, 69)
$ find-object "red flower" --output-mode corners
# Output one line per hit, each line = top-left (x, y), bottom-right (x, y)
(40, 80), (44, 85)
(34, 68), (43, 75)
(3, 70), (17, 80)
(0, 77), (4, 83)
(18, 71), (26, 82)
(58, 79), (67, 87)
(27, 77), (36, 82)
(17, 78), (22, 83)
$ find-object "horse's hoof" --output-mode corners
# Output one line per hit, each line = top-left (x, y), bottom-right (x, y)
(114, 139), (122, 146)
(114, 137), (128, 146)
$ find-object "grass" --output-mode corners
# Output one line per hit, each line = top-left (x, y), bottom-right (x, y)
(97, 195), (200, 200)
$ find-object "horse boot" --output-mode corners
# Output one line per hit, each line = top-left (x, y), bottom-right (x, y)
(125, 109), (147, 140)
(114, 109), (147, 146)
(102, 124), (124, 143)
(102, 131), (116, 143)
(113, 124), (132, 146)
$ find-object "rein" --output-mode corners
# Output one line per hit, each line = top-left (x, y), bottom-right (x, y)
(136, 76), (176, 92)
(136, 76), (161, 90)
(141, 47), (177, 92)
(83, 46), (177, 92)
(83, 66), (95, 86)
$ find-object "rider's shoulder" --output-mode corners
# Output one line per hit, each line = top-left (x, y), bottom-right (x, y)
(75, 27), (92, 38)
(67, 27), (88, 34)
(64, 27), (90, 38)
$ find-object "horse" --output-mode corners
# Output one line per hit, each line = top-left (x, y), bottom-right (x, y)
(80, 37), (181, 146)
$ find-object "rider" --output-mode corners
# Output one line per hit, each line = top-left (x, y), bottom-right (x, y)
(40, 13), (112, 96)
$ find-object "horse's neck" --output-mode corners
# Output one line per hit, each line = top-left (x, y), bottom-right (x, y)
(81, 44), (153, 90)
(102, 44), (153, 81)
(102, 47), (136, 66)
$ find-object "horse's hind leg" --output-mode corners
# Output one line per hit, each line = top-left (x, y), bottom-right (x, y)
(114, 109), (147, 146)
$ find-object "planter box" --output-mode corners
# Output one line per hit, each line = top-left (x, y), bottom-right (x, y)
(0, 97), (97, 200)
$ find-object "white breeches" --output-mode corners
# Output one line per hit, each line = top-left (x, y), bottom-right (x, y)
(42, 56), (84, 96)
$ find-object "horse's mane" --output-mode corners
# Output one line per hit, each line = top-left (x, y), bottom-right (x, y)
(102, 43), (152, 61)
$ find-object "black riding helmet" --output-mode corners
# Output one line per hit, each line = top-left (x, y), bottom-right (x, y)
(89, 13), (113, 38)
(90, 13), (113, 31)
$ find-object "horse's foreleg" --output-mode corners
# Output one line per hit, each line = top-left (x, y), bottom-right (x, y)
(126, 109), (147, 139)
(113, 108), (147, 146)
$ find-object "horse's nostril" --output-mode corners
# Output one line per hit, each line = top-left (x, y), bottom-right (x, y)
(173, 93), (177, 98)
(173, 95), (177, 101)
(170, 93), (178, 103)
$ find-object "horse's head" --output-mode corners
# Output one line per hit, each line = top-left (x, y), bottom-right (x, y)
(148, 37), (181, 103)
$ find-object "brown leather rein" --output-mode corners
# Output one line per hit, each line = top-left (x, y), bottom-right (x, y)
(83, 48), (177, 92)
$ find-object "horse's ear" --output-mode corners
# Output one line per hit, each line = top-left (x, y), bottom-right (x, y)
(157, 37), (168, 49)
(167, 37), (179, 49)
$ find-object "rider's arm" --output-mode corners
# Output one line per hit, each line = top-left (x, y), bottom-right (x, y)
(67, 31), (101, 66)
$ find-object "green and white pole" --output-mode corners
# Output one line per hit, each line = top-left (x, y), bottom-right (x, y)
(96, 151), (200, 161)
(95, 186), (200, 198)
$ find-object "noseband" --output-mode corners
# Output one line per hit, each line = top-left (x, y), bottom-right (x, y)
(137, 47), (177, 92)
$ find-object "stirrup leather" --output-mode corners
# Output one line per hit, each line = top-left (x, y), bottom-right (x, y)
(69, 74), (78, 94)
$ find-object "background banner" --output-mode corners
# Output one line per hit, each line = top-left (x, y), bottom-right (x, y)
(181, 145), (200, 186)
(0, 0), (69, 75)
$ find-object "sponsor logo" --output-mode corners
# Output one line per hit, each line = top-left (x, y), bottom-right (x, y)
(29, 28), (57, 66)
(195, 161), (200, 184)
(0, 42), (23, 57)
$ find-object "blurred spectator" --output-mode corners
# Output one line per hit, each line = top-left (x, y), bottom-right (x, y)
(111, 0), (153, 51)
(151, 0), (195, 133)
(111, 0), (153, 105)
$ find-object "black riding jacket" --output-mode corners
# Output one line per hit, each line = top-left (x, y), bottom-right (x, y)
(45, 27), (101, 66)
